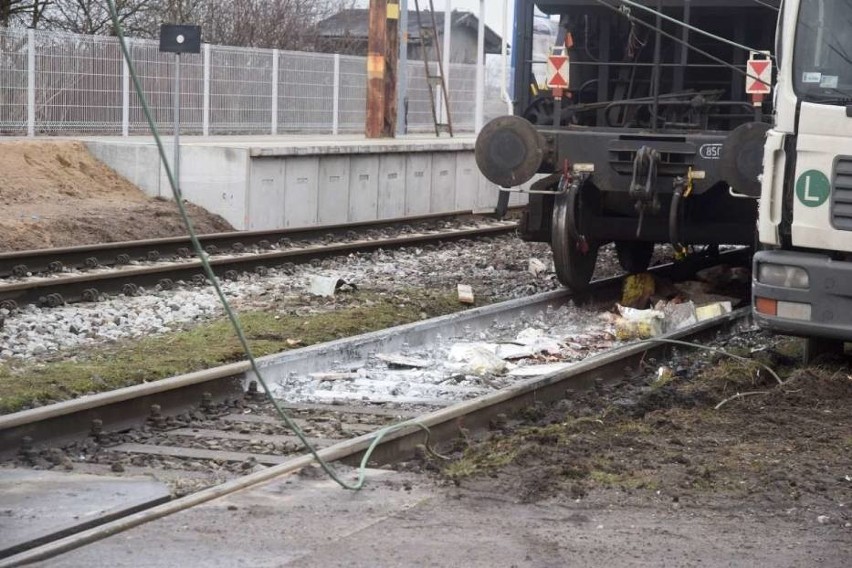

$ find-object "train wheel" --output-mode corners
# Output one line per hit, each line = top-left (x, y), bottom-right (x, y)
(551, 191), (598, 291)
(615, 241), (655, 274)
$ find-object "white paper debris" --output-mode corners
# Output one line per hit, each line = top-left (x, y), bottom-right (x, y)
(308, 275), (342, 297)
(528, 258), (547, 276)
(447, 343), (508, 376)
(695, 301), (733, 321)
(457, 284), (475, 304)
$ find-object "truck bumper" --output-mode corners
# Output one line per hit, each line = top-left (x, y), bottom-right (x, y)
(752, 250), (852, 341)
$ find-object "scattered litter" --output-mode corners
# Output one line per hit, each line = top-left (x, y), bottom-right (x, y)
(494, 343), (541, 360)
(508, 361), (574, 377)
(614, 304), (664, 340)
(695, 301), (732, 321)
(528, 258), (547, 276)
(817, 515), (830, 525)
(621, 273), (656, 308)
(654, 366), (674, 385)
(286, 338), (303, 347)
(513, 327), (563, 354)
(375, 353), (432, 369)
(308, 275), (356, 297)
(457, 284), (475, 304)
(660, 301), (698, 332)
(447, 343), (507, 376)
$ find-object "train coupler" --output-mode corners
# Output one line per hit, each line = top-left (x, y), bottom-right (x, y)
(629, 146), (661, 238)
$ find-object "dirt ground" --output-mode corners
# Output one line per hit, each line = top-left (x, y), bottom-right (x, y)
(0, 141), (232, 251)
(419, 327), (851, 555)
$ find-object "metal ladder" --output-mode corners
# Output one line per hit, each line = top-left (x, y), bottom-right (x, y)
(413, 0), (453, 136)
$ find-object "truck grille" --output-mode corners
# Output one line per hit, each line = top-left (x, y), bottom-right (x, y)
(832, 157), (852, 231)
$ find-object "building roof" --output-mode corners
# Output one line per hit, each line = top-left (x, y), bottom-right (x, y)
(316, 9), (503, 54)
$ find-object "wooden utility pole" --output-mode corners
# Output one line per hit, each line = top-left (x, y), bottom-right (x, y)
(366, 0), (387, 138)
(384, 0), (399, 136)
(366, 0), (400, 138)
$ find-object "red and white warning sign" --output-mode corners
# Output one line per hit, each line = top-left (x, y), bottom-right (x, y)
(746, 51), (772, 94)
(547, 46), (569, 90)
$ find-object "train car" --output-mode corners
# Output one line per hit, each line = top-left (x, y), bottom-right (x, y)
(475, 0), (779, 290)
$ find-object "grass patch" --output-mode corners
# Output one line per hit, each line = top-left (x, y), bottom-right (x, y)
(0, 289), (462, 414)
(444, 445), (519, 480)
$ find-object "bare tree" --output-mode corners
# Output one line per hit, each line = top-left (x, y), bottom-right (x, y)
(42, 0), (157, 35)
(1, 0), (50, 28)
(194, 0), (341, 51)
(5, 0), (354, 52)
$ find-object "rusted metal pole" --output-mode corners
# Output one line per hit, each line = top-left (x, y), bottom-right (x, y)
(383, 0), (400, 136)
(366, 0), (387, 138)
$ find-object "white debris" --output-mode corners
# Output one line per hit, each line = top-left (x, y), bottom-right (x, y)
(660, 301), (698, 332)
(447, 343), (508, 376)
(817, 515), (831, 525)
(528, 258), (547, 276)
(613, 304), (665, 340)
(308, 275), (343, 297)
(695, 301), (733, 321)
(457, 284), (475, 304)
(513, 327), (563, 354)
(494, 343), (541, 360)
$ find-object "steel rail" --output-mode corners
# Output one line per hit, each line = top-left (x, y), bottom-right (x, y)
(0, 221), (517, 309)
(0, 305), (749, 567)
(0, 210), (519, 278)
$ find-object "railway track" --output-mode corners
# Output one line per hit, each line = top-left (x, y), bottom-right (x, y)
(0, 213), (517, 310)
(0, 251), (750, 566)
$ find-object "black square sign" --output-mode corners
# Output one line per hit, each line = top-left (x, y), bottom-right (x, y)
(159, 24), (201, 54)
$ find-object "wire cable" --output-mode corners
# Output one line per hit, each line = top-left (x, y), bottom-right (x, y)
(105, 0), (442, 491)
(617, 0), (776, 60)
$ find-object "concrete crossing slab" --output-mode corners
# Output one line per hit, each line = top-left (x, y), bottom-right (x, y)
(0, 469), (169, 559)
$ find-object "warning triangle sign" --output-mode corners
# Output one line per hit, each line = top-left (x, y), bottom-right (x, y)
(749, 60), (770, 76)
(746, 58), (772, 94)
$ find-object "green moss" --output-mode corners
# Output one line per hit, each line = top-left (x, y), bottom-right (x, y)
(444, 445), (519, 479)
(0, 289), (463, 414)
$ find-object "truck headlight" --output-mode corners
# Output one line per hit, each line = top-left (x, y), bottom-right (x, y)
(757, 263), (809, 289)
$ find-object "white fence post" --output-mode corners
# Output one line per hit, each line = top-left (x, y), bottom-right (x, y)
(271, 49), (279, 135)
(332, 53), (340, 135)
(26, 29), (35, 137)
(474, 0), (485, 133)
(202, 43), (211, 136)
(122, 38), (130, 136)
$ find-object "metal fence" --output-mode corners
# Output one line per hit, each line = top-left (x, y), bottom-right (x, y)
(0, 26), (487, 136)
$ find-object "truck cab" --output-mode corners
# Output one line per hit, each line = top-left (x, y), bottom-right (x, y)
(753, 0), (852, 359)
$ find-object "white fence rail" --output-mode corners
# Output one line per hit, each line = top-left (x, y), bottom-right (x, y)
(0, 27), (482, 136)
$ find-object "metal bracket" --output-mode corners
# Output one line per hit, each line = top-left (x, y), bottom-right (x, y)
(629, 146), (661, 237)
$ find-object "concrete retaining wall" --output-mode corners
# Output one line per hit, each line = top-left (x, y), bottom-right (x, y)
(85, 136), (527, 231)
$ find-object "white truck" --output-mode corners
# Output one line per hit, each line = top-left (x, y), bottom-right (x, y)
(753, 0), (852, 360)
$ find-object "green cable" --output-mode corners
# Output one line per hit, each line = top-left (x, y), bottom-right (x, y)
(105, 1), (442, 490)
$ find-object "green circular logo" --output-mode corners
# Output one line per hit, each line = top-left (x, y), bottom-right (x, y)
(795, 170), (830, 208)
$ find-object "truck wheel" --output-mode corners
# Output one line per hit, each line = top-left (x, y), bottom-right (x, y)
(615, 241), (654, 274)
(803, 337), (846, 365)
(551, 191), (598, 291)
